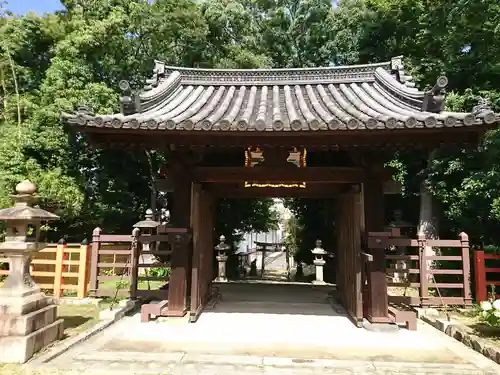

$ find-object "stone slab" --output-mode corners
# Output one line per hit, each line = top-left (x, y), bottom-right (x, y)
(0, 304), (58, 336)
(75, 350), (185, 363)
(0, 318), (64, 363)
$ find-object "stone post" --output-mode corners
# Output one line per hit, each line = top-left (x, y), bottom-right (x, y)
(0, 180), (64, 363)
(417, 182), (439, 282)
(311, 239), (326, 285)
(215, 235), (229, 282)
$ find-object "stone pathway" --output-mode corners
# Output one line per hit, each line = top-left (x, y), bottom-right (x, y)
(26, 283), (500, 375)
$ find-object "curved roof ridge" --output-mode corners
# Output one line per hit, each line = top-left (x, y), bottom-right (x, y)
(62, 55), (498, 132)
(160, 60), (392, 74)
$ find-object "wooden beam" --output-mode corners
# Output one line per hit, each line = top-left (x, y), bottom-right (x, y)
(209, 185), (343, 198)
(192, 167), (366, 183)
(83, 127), (486, 150)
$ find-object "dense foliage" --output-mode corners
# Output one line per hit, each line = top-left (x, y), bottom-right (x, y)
(286, 0), (500, 255)
(1, 0), (499, 251)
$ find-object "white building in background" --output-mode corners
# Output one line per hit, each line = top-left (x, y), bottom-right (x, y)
(236, 198), (292, 254)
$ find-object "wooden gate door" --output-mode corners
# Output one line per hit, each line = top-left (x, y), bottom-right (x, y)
(190, 183), (215, 322)
(335, 187), (364, 326)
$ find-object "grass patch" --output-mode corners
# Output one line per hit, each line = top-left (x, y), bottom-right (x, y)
(58, 302), (109, 337)
(97, 279), (166, 291)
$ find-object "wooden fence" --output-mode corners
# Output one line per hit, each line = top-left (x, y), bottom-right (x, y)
(474, 250), (500, 302)
(375, 229), (472, 307)
(0, 240), (90, 298)
(88, 228), (172, 299)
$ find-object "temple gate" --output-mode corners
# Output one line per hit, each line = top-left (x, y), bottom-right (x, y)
(61, 56), (498, 326)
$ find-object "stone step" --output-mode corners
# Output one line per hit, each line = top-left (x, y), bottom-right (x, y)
(51, 352), (493, 375)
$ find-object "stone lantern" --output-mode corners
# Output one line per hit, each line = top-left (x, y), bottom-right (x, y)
(215, 235), (229, 282)
(311, 239), (326, 285)
(134, 209), (160, 250)
(0, 180), (64, 363)
(133, 209), (161, 274)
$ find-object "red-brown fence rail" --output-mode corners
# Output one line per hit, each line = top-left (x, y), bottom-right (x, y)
(474, 250), (500, 302)
(371, 229), (472, 307)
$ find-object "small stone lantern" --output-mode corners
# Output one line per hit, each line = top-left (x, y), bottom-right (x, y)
(0, 180), (64, 363)
(133, 209), (161, 277)
(215, 235), (229, 282)
(311, 239), (327, 285)
(134, 209), (160, 251)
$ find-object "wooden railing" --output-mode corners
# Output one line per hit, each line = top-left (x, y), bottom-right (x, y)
(88, 228), (172, 299)
(370, 229), (472, 307)
(473, 250), (500, 302)
(0, 240), (90, 299)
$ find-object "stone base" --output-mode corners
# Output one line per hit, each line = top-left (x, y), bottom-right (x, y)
(362, 319), (399, 333)
(0, 290), (50, 316)
(0, 304), (58, 336)
(215, 277), (228, 283)
(312, 280), (326, 285)
(0, 318), (64, 363)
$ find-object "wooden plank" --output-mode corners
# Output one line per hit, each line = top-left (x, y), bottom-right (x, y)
(428, 269), (463, 275)
(426, 239), (462, 247)
(484, 254), (500, 260)
(193, 167), (365, 183)
(99, 234), (133, 242)
(32, 271), (56, 277)
(77, 243), (90, 299)
(97, 262), (131, 268)
(428, 283), (465, 288)
(53, 243), (65, 298)
(61, 272), (79, 278)
(31, 259), (56, 265)
(210, 186), (341, 198)
(427, 256), (462, 261)
(99, 250), (131, 255)
(62, 260), (81, 266)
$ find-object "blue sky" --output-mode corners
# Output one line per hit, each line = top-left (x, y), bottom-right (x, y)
(7, 0), (63, 15)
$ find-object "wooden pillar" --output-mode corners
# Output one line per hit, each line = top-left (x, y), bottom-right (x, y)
(166, 159), (193, 317)
(190, 183), (202, 320)
(363, 174), (390, 323)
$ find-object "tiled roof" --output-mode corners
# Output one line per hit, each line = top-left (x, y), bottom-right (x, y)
(61, 57), (498, 132)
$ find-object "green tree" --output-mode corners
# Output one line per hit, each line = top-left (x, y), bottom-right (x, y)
(0, 0), (278, 242)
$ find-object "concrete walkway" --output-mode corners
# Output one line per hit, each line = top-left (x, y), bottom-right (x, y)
(31, 283), (500, 374)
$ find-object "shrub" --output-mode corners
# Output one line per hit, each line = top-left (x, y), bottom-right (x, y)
(479, 299), (500, 326)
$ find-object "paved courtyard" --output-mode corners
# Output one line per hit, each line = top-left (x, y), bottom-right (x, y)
(29, 283), (500, 374)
